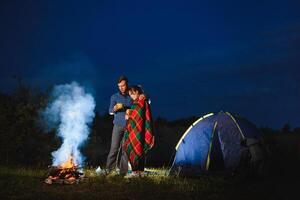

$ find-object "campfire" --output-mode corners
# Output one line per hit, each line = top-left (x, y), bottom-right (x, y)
(42, 82), (95, 185)
(44, 156), (84, 185)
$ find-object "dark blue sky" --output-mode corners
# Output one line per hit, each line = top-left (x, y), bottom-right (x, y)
(1, 0), (300, 128)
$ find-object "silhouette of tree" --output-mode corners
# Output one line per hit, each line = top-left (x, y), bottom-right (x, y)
(281, 123), (291, 134)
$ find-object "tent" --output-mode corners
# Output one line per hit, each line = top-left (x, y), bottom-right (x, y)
(170, 111), (266, 176)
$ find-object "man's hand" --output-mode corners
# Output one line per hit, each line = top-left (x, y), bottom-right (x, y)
(139, 94), (146, 100)
(113, 103), (123, 112)
(113, 105), (118, 112)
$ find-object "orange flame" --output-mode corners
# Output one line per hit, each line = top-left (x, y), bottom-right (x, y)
(58, 156), (76, 169)
(45, 155), (82, 184)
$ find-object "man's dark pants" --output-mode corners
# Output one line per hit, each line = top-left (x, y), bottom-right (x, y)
(106, 124), (128, 174)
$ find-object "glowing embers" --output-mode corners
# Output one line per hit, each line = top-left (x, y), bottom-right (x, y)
(44, 156), (84, 185)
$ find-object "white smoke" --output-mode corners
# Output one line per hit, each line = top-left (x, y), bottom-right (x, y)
(42, 82), (95, 167)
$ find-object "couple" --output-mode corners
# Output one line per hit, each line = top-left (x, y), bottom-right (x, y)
(105, 76), (154, 178)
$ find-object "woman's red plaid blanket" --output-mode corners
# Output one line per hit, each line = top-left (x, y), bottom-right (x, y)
(123, 98), (154, 167)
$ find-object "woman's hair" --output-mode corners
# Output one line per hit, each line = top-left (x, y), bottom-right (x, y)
(128, 85), (144, 94)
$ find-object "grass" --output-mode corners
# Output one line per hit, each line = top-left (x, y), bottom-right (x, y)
(0, 166), (298, 200)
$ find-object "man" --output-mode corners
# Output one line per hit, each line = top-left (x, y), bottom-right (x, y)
(106, 75), (132, 175)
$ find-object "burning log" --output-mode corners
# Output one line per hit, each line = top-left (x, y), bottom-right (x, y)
(44, 156), (84, 185)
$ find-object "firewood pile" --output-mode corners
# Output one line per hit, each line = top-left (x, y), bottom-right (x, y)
(44, 166), (84, 185)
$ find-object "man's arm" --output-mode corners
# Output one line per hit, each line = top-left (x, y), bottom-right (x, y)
(109, 95), (116, 115)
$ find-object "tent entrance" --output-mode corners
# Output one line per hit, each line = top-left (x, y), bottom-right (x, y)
(205, 122), (225, 171)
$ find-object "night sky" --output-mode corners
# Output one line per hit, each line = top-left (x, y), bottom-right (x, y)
(1, 0), (300, 128)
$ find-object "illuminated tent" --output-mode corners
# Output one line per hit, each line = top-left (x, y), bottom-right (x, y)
(170, 111), (266, 176)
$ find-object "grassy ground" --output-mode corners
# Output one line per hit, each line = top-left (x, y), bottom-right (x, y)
(0, 166), (298, 200)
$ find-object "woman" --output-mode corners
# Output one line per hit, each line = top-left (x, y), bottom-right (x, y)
(123, 85), (154, 178)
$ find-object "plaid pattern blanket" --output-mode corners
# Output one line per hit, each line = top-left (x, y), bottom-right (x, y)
(123, 98), (154, 167)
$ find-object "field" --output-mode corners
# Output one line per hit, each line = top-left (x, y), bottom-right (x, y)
(0, 166), (298, 200)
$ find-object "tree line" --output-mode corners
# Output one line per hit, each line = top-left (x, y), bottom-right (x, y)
(0, 81), (299, 169)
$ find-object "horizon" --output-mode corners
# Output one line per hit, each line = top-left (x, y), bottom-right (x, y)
(1, 79), (298, 130)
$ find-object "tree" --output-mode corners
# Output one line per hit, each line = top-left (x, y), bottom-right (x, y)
(281, 123), (291, 134)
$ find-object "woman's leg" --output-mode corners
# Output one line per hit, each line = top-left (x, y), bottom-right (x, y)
(132, 155), (145, 172)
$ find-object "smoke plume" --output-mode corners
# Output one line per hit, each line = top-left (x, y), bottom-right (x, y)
(42, 82), (95, 166)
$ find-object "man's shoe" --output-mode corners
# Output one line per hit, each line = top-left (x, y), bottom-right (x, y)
(95, 167), (108, 176)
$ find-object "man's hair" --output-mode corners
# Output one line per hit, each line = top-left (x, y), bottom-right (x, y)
(117, 75), (128, 84)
